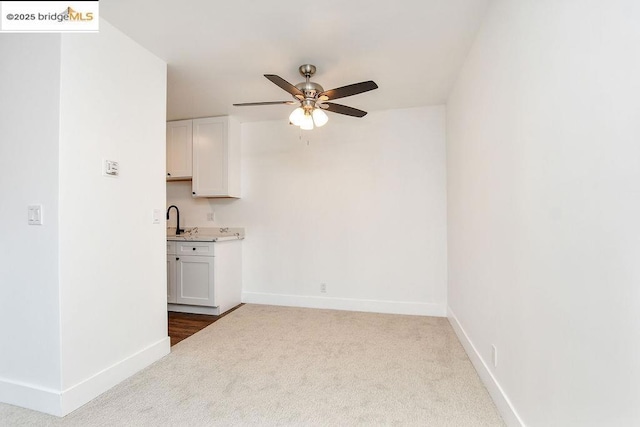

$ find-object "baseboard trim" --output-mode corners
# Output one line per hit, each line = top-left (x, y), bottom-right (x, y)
(0, 337), (170, 417)
(447, 307), (524, 427)
(0, 378), (62, 416)
(59, 336), (170, 416)
(242, 292), (446, 317)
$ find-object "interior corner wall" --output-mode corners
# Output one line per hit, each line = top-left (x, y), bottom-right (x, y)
(57, 19), (169, 414)
(0, 34), (63, 414)
(167, 106), (448, 316)
(446, 0), (640, 425)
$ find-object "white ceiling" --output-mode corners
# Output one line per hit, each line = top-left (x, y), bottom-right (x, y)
(101, 0), (489, 122)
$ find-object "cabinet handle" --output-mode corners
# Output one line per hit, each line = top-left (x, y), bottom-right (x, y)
(176, 257), (179, 260)
(167, 173), (171, 176)
(192, 192), (196, 195)
(192, 247), (196, 251)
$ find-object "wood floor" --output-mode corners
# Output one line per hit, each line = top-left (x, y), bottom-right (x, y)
(168, 304), (243, 346)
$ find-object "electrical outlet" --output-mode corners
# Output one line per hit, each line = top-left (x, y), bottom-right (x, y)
(491, 345), (498, 367)
(320, 283), (327, 293)
(207, 212), (215, 222)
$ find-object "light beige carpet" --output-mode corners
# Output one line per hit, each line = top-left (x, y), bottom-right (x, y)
(0, 304), (504, 426)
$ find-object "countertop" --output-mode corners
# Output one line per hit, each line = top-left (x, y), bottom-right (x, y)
(167, 227), (244, 242)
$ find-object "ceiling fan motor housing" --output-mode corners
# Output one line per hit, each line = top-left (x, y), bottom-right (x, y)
(295, 81), (324, 110)
(295, 65), (323, 110)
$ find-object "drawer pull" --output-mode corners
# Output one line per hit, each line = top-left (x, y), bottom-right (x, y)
(176, 257), (179, 261)
(192, 247), (196, 251)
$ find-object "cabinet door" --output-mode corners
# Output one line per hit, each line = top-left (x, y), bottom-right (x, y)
(167, 256), (177, 303)
(166, 120), (193, 179)
(192, 117), (227, 197)
(175, 255), (215, 307)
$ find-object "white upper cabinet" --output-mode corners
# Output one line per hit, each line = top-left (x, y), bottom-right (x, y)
(166, 120), (193, 180)
(192, 116), (240, 198)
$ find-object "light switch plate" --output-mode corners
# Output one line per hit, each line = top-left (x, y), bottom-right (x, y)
(28, 205), (43, 225)
(152, 209), (162, 224)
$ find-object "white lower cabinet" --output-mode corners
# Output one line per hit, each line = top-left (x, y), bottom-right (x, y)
(166, 240), (242, 315)
(175, 255), (215, 306)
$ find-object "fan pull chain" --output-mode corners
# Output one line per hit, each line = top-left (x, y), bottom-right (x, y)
(297, 128), (311, 145)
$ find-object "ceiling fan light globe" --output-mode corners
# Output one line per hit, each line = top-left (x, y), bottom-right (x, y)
(300, 114), (314, 130)
(312, 109), (329, 127)
(289, 107), (305, 126)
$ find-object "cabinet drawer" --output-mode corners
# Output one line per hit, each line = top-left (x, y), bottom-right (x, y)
(167, 241), (176, 255)
(177, 242), (215, 256)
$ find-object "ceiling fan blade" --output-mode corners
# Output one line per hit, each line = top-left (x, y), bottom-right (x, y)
(264, 74), (304, 98)
(233, 101), (298, 107)
(319, 81), (378, 101)
(322, 102), (368, 118)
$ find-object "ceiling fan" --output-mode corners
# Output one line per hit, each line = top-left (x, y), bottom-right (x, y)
(233, 64), (378, 130)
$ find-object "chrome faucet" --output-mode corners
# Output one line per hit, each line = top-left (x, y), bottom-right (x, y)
(166, 205), (184, 235)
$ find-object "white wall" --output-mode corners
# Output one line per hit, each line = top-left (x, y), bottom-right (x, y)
(0, 35), (63, 414)
(57, 20), (169, 414)
(168, 107), (448, 315)
(446, 0), (640, 425)
(0, 19), (170, 416)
